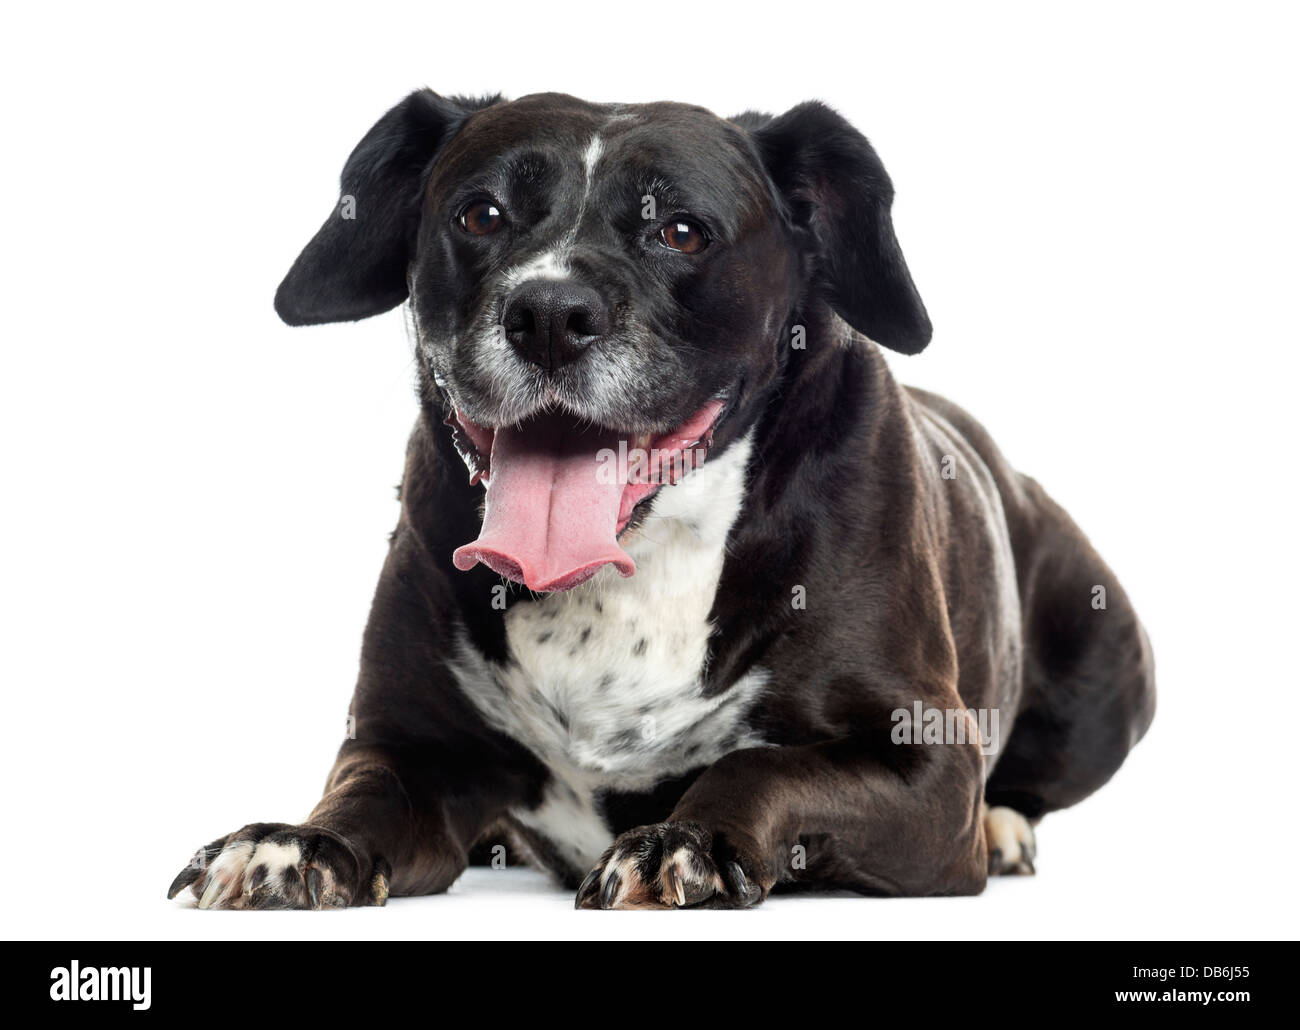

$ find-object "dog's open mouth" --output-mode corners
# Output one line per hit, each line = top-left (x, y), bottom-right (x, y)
(446, 399), (725, 592)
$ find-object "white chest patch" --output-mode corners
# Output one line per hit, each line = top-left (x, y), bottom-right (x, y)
(448, 433), (768, 872)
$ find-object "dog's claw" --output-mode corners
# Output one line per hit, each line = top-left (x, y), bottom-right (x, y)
(305, 866), (324, 909)
(667, 864), (686, 907)
(197, 874), (224, 910)
(576, 868), (601, 909)
(370, 871), (389, 907)
(166, 865), (201, 901)
(167, 840), (224, 900)
(369, 857), (392, 906)
(724, 861), (760, 907)
(599, 871), (622, 910)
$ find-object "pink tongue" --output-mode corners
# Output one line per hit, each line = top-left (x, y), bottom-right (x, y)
(452, 416), (635, 592)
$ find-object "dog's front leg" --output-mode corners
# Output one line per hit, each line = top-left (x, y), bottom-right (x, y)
(576, 733), (988, 909)
(167, 531), (535, 909)
(166, 731), (530, 909)
(165, 744), (461, 909)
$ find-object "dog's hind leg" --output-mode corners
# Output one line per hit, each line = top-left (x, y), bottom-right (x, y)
(983, 804), (1036, 875)
(985, 477), (1156, 832)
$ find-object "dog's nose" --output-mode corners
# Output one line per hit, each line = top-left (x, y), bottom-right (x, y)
(503, 281), (613, 369)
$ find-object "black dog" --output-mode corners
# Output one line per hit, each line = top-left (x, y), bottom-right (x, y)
(168, 91), (1155, 910)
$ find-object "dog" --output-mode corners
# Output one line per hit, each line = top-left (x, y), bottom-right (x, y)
(168, 90), (1155, 910)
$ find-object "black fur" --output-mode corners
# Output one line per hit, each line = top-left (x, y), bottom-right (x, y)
(275, 92), (500, 325)
(171, 90), (1154, 910)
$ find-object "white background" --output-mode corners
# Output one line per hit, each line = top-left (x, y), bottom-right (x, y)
(2, 0), (1296, 940)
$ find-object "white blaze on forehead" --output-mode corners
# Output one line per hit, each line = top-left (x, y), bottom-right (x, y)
(583, 135), (603, 180)
(497, 132), (604, 293)
(501, 250), (570, 287)
(571, 132), (603, 240)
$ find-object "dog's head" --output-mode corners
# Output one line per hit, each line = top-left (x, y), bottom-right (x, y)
(277, 90), (929, 591)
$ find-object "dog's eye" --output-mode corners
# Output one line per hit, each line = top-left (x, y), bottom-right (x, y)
(658, 220), (708, 254)
(459, 200), (504, 236)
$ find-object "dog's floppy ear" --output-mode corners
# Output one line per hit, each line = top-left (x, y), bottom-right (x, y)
(275, 89), (498, 326)
(742, 101), (932, 354)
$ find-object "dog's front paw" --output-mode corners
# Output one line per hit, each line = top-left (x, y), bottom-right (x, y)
(166, 823), (387, 909)
(575, 821), (766, 910)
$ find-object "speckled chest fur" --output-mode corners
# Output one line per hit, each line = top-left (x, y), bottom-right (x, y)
(449, 434), (768, 871)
